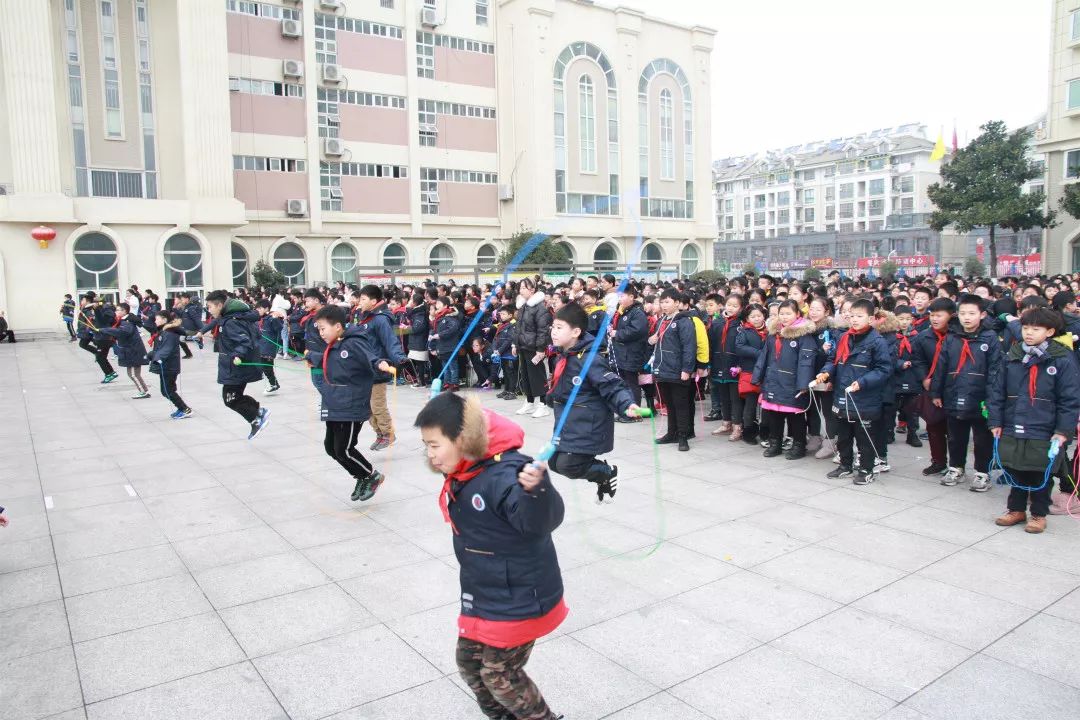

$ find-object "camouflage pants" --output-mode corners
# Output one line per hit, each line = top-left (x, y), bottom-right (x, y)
(456, 638), (557, 720)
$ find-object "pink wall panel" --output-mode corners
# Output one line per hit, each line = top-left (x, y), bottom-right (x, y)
(230, 94), (306, 136)
(436, 115), (496, 153)
(233, 171), (309, 210)
(341, 176), (410, 214)
(440, 182), (498, 218)
(337, 34), (407, 76)
(434, 47), (496, 87)
(340, 105), (408, 145)
(226, 14), (303, 61)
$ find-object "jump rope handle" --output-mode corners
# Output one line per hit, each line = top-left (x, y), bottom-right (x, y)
(1050, 438), (1062, 460)
(633, 407), (654, 418)
(429, 378), (443, 398)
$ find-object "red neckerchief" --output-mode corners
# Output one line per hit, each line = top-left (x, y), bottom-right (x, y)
(548, 355), (568, 390)
(258, 317), (265, 332)
(150, 331), (160, 346)
(835, 325), (870, 365)
(954, 336), (976, 373)
(1029, 365), (1039, 406)
(926, 328), (948, 380)
(112, 315), (122, 328)
(656, 315), (675, 343)
(720, 315), (735, 352)
(321, 337), (338, 383)
(773, 322), (796, 360)
(912, 314), (929, 329)
(359, 302), (387, 325)
(440, 458), (487, 535)
(612, 307), (625, 329)
(743, 320), (767, 340)
(299, 309), (318, 327)
(434, 306), (454, 322)
(896, 332), (912, 356)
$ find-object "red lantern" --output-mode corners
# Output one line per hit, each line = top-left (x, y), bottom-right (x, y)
(31, 225), (56, 249)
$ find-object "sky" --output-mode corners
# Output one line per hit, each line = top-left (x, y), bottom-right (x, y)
(624, 0), (1051, 158)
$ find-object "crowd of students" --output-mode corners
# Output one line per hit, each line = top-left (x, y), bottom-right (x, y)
(47, 269), (1080, 720)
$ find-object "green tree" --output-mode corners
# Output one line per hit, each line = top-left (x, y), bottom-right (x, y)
(690, 269), (726, 285)
(1059, 183), (1080, 220)
(963, 255), (986, 278)
(878, 260), (899, 280)
(497, 229), (571, 270)
(928, 120), (1055, 273)
(252, 259), (286, 290)
(802, 267), (822, 282)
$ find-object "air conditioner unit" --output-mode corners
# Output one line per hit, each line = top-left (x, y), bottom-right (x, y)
(323, 137), (344, 156)
(498, 183), (514, 201)
(420, 7), (439, 27)
(281, 18), (302, 38)
(321, 63), (342, 83)
(228, 77), (241, 92)
(320, 0), (342, 9)
(329, 187), (344, 199)
(286, 199), (308, 216)
(283, 59), (304, 78)
(424, 191), (440, 203)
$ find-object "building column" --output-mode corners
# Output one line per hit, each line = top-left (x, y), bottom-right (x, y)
(0, 0), (64, 194)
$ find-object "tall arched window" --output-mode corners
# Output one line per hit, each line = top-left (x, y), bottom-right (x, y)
(659, 89), (674, 180)
(231, 242), (248, 287)
(593, 242), (618, 271)
(642, 243), (663, 270)
(330, 243), (358, 283)
(476, 243), (498, 269)
(163, 233), (204, 295)
(429, 243), (454, 271)
(73, 232), (119, 297)
(578, 75), (596, 173)
(273, 242), (306, 285)
(382, 242), (407, 270)
(557, 241), (576, 265)
(681, 244), (700, 276)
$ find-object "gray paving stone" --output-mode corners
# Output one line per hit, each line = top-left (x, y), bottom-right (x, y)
(46, 500), (150, 535)
(818, 523), (962, 573)
(44, 709), (88, 720)
(271, 511), (386, 549)
(1045, 587), (1080, 622)
(773, 607), (973, 701)
(875, 707), (930, 720)
(916, 548), (1080, 610)
(558, 562), (665, 634)
(984, 614), (1080, 690)
(52, 523), (168, 562)
(194, 551), (329, 608)
(742, 502), (865, 542)
(46, 483), (137, 511)
(0, 535), (56, 573)
(754, 545), (906, 604)
(0, 600), (71, 660)
(853, 575), (1035, 650)
(325, 677), (479, 720)
(128, 469), (222, 498)
(219, 583), (377, 658)
(253, 624), (442, 720)
(0, 646), (83, 720)
(57, 544), (186, 596)
(662, 482), (777, 521)
(172, 525), (293, 573)
(552, 517), (660, 569)
(675, 570), (841, 642)
(672, 520), (807, 567)
(729, 471), (834, 501)
(670, 644), (894, 720)
(797, 486), (913, 521)
(340, 557), (459, 621)
(973, 528), (1080, 576)
(143, 487), (263, 541)
(601, 692), (713, 720)
(906, 653), (1080, 720)
(385, 602), (462, 674)
(604, 497), (720, 539)
(301, 530), (432, 581)
(573, 599), (759, 688)
(0, 564), (61, 612)
(74, 612), (245, 702)
(0, 511), (51, 543)
(66, 573), (212, 642)
(878, 505), (1005, 546)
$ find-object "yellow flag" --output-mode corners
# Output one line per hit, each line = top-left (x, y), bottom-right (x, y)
(930, 131), (946, 161)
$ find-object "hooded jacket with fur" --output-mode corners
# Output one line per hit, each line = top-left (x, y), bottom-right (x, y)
(515, 291), (552, 352)
(751, 317), (817, 409)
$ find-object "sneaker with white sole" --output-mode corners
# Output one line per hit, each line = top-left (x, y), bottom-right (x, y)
(515, 401), (536, 416)
(532, 404), (551, 419)
(854, 469), (877, 486)
(969, 471), (991, 492)
(132, 391), (151, 399)
(263, 385), (280, 395)
(815, 441), (835, 459)
(832, 451), (841, 464)
(873, 458), (891, 473)
(827, 465), (854, 479)
(248, 407), (270, 440)
(941, 466), (965, 486)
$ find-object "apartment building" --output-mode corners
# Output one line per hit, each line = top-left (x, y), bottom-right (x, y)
(0, 0), (715, 330)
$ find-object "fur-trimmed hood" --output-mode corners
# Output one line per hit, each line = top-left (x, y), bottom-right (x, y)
(161, 318), (184, 332)
(517, 291), (548, 309)
(767, 316), (817, 339)
(809, 316), (837, 333)
(459, 395), (525, 461)
(874, 311), (900, 334)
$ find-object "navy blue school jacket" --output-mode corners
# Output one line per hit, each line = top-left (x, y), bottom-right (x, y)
(987, 340), (1080, 441)
(354, 303), (406, 384)
(893, 328), (922, 395)
(610, 303), (649, 373)
(493, 320), (517, 359)
(545, 334), (634, 456)
(405, 304), (430, 352)
(92, 303), (117, 345)
(446, 410), (565, 623)
(301, 310), (327, 362)
(256, 314), (284, 357)
(99, 315), (148, 367)
(809, 318), (837, 376)
(314, 325), (375, 423)
(910, 320), (959, 387)
(212, 301), (262, 385)
(734, 322), (766, 373)
(820, 328), (893, 421)
(751, 318), (817, 408)
(876, 313), (901, 405)
(930, 326), (1002, 418)
(179, 302), (202, 334)
(149, 320), (184, 376)
(708, 314), (741, 382)
(434, 307), (463, 357)
(584, 304), (609, 353)
(288, 306), (305, 336)
(650, 311), (697, 382)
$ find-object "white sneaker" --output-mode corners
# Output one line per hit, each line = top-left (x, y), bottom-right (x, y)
(532, 404), (551, 418)
(515, 402), (536, 416)
(941, 467), (966, 486)
(874, 458), (891, 473)
(815, 439), (834, 459)
(970, 471), (991, 493)
(832, 451), (841, 464)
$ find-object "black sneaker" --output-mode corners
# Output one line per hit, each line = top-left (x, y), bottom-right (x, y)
(827, 465), (854, 479)
(597, 466), (618, 503)
(358, 471), (385, 501)
(655, 435), (676, 445)
(854, 469), (877, 486)
(763, 440), (783, 458)
(906, 434), (924, 448)
(922, 462), (947, 476)
(677, 438), (690, 452)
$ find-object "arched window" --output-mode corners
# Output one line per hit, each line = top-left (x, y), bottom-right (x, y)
(642, 243), (663, 270)
(273, 241), (306, 285)
(659, 89), (674, 180)
(231, 242), (248, 287)
(593, 242), (618, 271)
(476, 243), (498, 269)
(383, 242), (407, 268)
(429, 243), (454, 271)
(557, 241), (575, 265)
(163, 233), (204, 294)
(681, 244), (700, 276)
(330, 243), (358, 283)
(578, 75), (596, 173)
(73, 232), (119, 297)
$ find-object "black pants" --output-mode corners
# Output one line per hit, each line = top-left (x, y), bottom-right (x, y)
(658, 381), (692, 440)
(806, 389), (835, 438)
(871, 403), (894, 459)
(764, 409), (807, 445)
(1007, 468), (1053, 517)
(716, 382), (744, 425)
(410, 358), (430, 386)
(222, 383), (260, 423)
(500, 359), (518, 394)
(947, 414), (992, 473)
(260, 355), (279, 387)
(836, 415), (878, 472)
(470, 353), (491, 385)
(742, 391), (760, 438)
(324, 421), (374, 481)
(158, 371), (189, 412)
(65, 321), (76, 339)
(550, 451), (615, 484)
(179, 340), (193, 359)
(518, 352), (548, 403)
(642, 382), (657, 412)
(618, 370), (641, 407)
(896, 394), (920, 433)
(94, 340), (115, 375)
